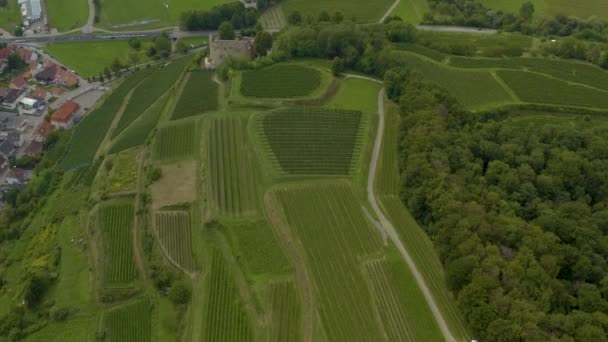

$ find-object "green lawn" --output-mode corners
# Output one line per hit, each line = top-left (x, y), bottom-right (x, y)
(282, 0), (394, 23)
(98, 0), (232, 29)
(480, 0), (608, 20)
(179, 36), (208, 48)
(44, 40), (152, 78)
(47, 0), (89, 31)
(326, 78), (382, 114)
(391, 0), (429, 23)
(0, 0), (21, 33)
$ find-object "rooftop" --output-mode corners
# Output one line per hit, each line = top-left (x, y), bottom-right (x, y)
(51, 100), (80, 123)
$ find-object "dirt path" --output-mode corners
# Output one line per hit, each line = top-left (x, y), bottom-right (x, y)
(82, 0), (96, 34)
(264, 193), (314, 342)
(131, 151), (147, 281)
(364, 83), (458, 342)
(380, 0), (401, 23)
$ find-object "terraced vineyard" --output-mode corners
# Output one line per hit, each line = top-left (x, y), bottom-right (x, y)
(240, 64), (322, 98)
(154, 211), (195, 272)
(226, 219), (291, 275)
(389, 51), (514, 108)
(60, 68), (153, 170)
(113, 58), (189, 137)
(496, 70), (608, 108)
(208, 117), (259, 215)
(153, 120), (198, 161)
(172, 70), (219, 119)
(268, 280), (301, 341)
(203, 249), (253, 342)
(102, 297), (152, 342)
(274, 182), (384, 341)
(259, 108), (365, 175)
(260, 6), (286, 30)
(97, 201), (137, 286)
(282, 0), (394, 23)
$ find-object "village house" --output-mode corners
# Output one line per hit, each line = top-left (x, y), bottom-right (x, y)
(205, 34), (254, 69)
(17, 48), (37, 63)
(50, 86), (63, 97)
(10, 76), (26, 90)
(6, 168), (32, 186)
(29, 88), (49, 101)
(24, 140), (43, 156)
(33, 120), (53, 142)
(0, 89), (24, 110)
(0, 47), (14, 60)
(50, 100), (80, 129)
(18, 0), (42, 27)
(18, 97), (43, 115)
(35, 62), (78, 87)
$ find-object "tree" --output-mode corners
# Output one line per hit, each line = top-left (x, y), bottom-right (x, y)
(169, 280), (192, 305)
(287, 11), (302, 25)
(318, 11), (330, 22)
(519, 1), (535, 22)
(110, 57), (122, 73)
(6, 53), (25, 72)
(104, 66), (112, 80)
(98, 72), (104, 83)
(154, 33), (172, 58)
(128, 51), (140, 65)
(218, 21), (235, 40)
(386, 21), (417, 43)
(128, 38), (141, 50)
(330, 56), (344, 76)
(254, 31), (273, 56)
(13, 26), (23, 37)
(332, 11), (344, 24)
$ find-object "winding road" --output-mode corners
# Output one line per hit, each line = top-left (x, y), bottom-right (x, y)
(346, 73), (459, 342)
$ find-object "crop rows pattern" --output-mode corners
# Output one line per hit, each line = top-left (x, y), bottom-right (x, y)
(269, 280), (300, 341)
(390, 51), (514, 108)
(208, 117), (258, 215)
(154, 211), (195, 271)
(153, 121), (197, 161)
(259, 108), (364, 175)
(227, 219), (291, 275)
(102, 297), (152, 342)
(282, 0), (394, 23)
(113, 58), (188, 137)
(98, 201), (137, 286)
(172, 70), (219, 119)
(241, 65), (321, 98)
(60, 68), (153, 170)
(203, 249), (253, 342)
(275, 182), (384, 341)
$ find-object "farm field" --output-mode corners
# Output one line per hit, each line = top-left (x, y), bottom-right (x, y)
(154, 211), (196, 271)
(225, 219), (291, 275)
(202, 249), (253, 342)
(389, 51), (515, 108)
(282, 0), (394, 23)
(258, 108), (365, 175)
(260, 6), (286, 30)
(97, 200), (137, 286)
(172, 70), (218, 120)
(480, 0), (608, 20)
(44, 40), (153, 78)
(110, 94), (168, 154)
(152, 120), (198, 161)
(60, 68), (153, 170)
(98, 0), (232, 29)
(497, 69), (608, 108)
(46, 0), (88, 31)
(327, 77), (382, 114)
(25, 315), (97, 342)
(416, 30), (534, 57)
(102, 297), (153, 342)
(208, 116), (259, 215)
(240, 64), (323, 98)
(113, 58), (189, 137)
(268, 280), (301, 341)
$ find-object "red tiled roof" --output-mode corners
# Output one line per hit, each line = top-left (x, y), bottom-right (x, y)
(30, 89), (48, 100)
(11, 76), (26, 88)
(56, 69), (78, 87)
(18, 49), (33, 61)
(29, 61), (38, 70)
(0, 48), (12, 59)
(36, 120), (53, 138)
(50, 87), (63, 96)
(51, 101), (80, 123)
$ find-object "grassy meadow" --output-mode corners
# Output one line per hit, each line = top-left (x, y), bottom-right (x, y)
(282, 0), (394, 23)
(46, 0), (89, 31)
(0, 0), (21, 33)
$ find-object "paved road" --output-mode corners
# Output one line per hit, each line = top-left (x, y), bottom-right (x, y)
(5, 30), (215, 44)
(417, 24), (497, 34)
(344, 73), (459, 342)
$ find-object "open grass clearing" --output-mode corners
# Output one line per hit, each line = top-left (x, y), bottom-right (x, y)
(0, 0), (21, 33)
(282, 0), (394, 23)
(44, 40), (153, 78)
(46, 0), (88, 31)
(327, 77), (382, 114)
(391, 0), (429, 24)
(150, 160), (197, 210)
(25, 315), (97, 342)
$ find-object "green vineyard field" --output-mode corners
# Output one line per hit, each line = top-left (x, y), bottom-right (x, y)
(282, 0), (393, 23)
(259, 108), (364, 175)
(154, 211), (195, 271)
(240, 64), (321, 98)
(203, 249), (253, 342)
(274, 182), (383, 341)
(268, 280), (300, 341)
(153, 121), (197, 161)
(208, 117), (259, 215)
(102, 297), (152, 342)
(97, 201), (137, 286)
(226, 219), (291, 275)
(172, 70), (219, 120)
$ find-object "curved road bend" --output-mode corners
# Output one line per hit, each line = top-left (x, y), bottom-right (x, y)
(351, 73), (458, 342)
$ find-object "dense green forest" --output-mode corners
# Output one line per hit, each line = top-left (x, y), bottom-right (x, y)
(387, 76), (608, 340)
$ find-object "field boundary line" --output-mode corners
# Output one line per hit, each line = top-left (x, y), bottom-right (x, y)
(491, 71), (521, 102)
(367, 86), (459, 342)
(380, 0), (401, 23)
